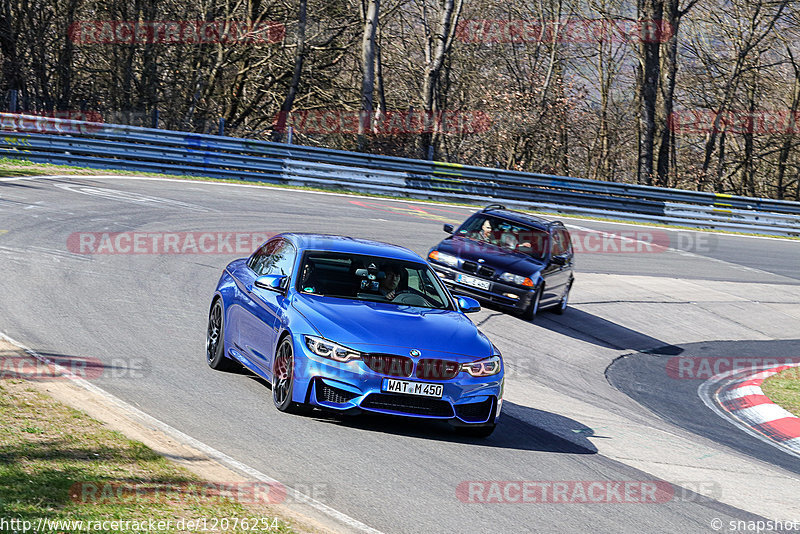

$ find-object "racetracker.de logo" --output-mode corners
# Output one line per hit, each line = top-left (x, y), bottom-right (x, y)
(568, 229), (717, 254)
(273, 110), (492, 135)
(71, 481), (287, 505)
(0, 353), (148, 381)
(67, 231), (276, 255)
(456, 481), (674, 503)
(569, 229), (668, 254)
(455, 19), (674, 44)
(0, 113), (102, 135)
(69, 20), (285, 45)
(666, 357), (800, 380)
(670, 110), (800, 135)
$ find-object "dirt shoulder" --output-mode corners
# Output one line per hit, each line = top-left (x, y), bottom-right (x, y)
(0, 337), (345, 533)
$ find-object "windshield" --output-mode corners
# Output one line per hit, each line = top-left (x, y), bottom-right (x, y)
(456, 215), (550, 259)
(296, 251), (453, 310)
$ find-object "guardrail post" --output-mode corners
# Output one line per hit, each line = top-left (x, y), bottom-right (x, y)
(218, 117), (225, 136)
(9, 90), (18, 113)
(287, 126), (293, 144)
(151, 108), (159, 129)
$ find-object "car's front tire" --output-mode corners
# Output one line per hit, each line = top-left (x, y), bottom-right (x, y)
(207, 300), (237, 371)
(272, 337), (311, 415)
(521, 286), (542, 321)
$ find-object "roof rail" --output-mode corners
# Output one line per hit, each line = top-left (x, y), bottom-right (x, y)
(482, 204), (507, 212)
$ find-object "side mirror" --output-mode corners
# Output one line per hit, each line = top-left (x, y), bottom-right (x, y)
(443, 223), (454, 234)
(457, 296), (481, 313)
(551, 255), (567, 266)
(254, 274), (287, 292)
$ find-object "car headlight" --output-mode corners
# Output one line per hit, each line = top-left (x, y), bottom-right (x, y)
(462, 355), (502, 377)
(428, 250), (459, 267)
(305, 336), (362, 362)
(500, 272), (534, 286)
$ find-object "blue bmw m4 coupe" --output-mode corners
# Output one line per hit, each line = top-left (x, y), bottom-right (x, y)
(206, 234), (504, 437)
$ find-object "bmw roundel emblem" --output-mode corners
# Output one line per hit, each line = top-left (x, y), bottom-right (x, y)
(410, 349), (421, 358)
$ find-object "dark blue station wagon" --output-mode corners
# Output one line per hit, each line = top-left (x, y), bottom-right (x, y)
(427, 205), (575, 321)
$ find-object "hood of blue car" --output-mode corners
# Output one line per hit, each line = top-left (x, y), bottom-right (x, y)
(291, 294), (492, 358)
(436, 236), (545, 276)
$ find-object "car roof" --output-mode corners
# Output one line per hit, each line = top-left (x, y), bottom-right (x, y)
(477, 204), (562, 230)
(279, 233), (425, 263)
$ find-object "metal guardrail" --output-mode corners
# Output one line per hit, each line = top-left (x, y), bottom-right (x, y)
(1, 112), (799, 236)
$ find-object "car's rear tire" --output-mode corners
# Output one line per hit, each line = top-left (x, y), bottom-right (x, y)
(207, 300), (237, 371)
(521, 286), (542, 321)
(454, 423), (497, 438)
(553, 279), (572, 315)
(272, 338), (311, 415)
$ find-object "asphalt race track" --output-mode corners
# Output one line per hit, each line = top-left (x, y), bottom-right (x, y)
(1, 175), (799, 533)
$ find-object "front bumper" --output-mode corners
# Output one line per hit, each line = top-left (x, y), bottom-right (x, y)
(290, 335), (503, 424)
(430, 264), (535, 313)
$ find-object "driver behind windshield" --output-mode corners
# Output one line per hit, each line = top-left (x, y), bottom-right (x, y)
(378, 264), (404, 300)
(472, 219), (497, 244)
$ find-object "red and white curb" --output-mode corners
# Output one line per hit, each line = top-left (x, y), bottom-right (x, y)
(699, 363), (800, 458)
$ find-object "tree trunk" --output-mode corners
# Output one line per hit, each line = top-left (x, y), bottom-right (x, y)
(741, 73), (757, 197)
(56, 0), (80, 110)
(418, 0), (462, 159)
(776, 57), (800, 200)
(0, 0), (24, 97)
(637, 0), (663, 186)
(272, 0), (307, 141)
(656, 0), (680, 187)
(359, 0), (379, 144)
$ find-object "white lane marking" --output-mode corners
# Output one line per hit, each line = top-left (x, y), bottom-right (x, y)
(53, 183), (212, 212)
(24, 174), (796, 241)
(735, 404), (796, 425)
(721, 385), (763, 399)
(698, 365), (800, 458)
(784, 437), (800, 449)
(0, 331), (383, 534)
(0, 176), (36, 182)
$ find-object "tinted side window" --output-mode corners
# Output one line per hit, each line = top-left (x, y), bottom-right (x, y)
(551, 228), (572, 256)
(271, 241), (297, 276)
(558, 228), (573, 255)
(248, 239), (296, 277)
(248, 240), (279, 273)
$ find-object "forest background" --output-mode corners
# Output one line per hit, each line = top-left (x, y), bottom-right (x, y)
(1, 0), (798, 200)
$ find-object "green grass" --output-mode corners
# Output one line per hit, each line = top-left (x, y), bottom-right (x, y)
(1, 156), (797, 240)
(761, 367), (800, 417)
(0, 380), (296, 533)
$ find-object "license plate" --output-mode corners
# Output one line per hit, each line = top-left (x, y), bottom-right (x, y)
(382, 379), (444, 398)
(457, 273), (491, 290)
